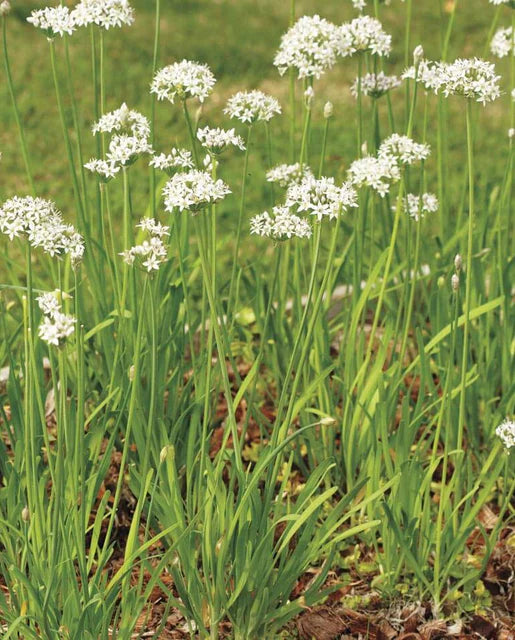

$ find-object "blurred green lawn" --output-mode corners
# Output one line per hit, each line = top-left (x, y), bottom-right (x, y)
(0, 0), (512, 232)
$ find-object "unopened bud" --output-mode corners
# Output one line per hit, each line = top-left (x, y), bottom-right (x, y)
(320, 416), (336, 426)
(413, 45), (424, 65)
(451, 274), (460, 291)
(159, 446), (169, 464)
(22, 506), (30, 522)
(128, 365), (135, 381)
(509, 128), (515, 140)
(361, 141), (368, 156)
(0, 1), (11, 17)
(304, 86), (315, 108)
(437, 275), (445, 289)
(323, 101), (334, 119)
(454, 253), (462, 272)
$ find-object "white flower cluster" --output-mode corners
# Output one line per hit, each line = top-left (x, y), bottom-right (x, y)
(151, 60), (216, 103)
(402, 60), (443, 93)
(273, 15), (343, 79)
(163, 170), (231, 213)
(340, 16), (392, 57)
(489, 0), (515, 6)
(120, 218), (169, 271)
(91, 102), (150, 138)
(495, 418), (515, 450)
(286, 176), (358, 221)
(197, 126), (245, 154)
(86, 104), (152, 178)
(378, 134), (431, 165)
(0, 1), (11, 17)
(348, 135), (430, 197)
(37, 292), (75, 347)
(491, 27), (514, 58)
(405, 58), (501, 105)
(224, 90), (282, 124)
(351, 72), (401, 98)
(435, 58), (501, 104)
(149, 148), (193, 175)
(348, 155), (400, 197)
(27, 6), (76, 37)
(401, 193), (439, 221)
(72, 0), (134, 30)
(250, 206), (312, 241)
(0, 196), (84, 265)
(266, 163), (314, 188)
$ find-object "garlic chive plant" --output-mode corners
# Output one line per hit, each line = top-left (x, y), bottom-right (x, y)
(0, 0), (513, 638)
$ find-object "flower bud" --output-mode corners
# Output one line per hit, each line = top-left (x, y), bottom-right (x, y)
(509, 128), (515, 140)
(0, 1), (11, 17)
(454, 253), (462, 272)
(159, 446), (169, 464)
(361, 141), (368, 156)
(128, 365), (135, 381)
(323, 101), (334, 119)
(320, 416), (336, 426)
(304, 86), (315, 108)
(451, 274), (460, 291)
(437, 275), (445, 289)
(22, 506), (30, 522)
(413, 45), (424, 65)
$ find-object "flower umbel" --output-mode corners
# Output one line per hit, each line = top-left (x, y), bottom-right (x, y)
(27, 6), (76, 37)
(163, 170), (231, 213)
(273, 14), (344, 79)
(151, 60), (216, 103)
(120, 218), (169, 272)
(225, 91), (282, 124)
(250, 206), (312, 241)
(286, 176), (358, 221)
(37, 291), (75, 347)
(71, 0), (134, 30)
(496, 419), (515, 450)
(266, 163), (315, 189)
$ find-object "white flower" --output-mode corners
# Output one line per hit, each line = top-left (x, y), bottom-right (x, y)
(0, 1), (11, 17)
(149, 148), (193, 174)
(84, 158), (120, 181)
(400, 193), (439, 221)
(37, 291), (75, 346)
(489, 0), (515, 5)
(402, 59), (444, 93)
(121, 218), (169, 272)
(162, 170), (231, 213)
(496, 418), (515, 449)
(491, 27), (514, 58)
(266, 163), (314, 188)
(351, 71), (401, 98)
(106, 134), (153, 167)
(37, 292), (62, 317)
(151, 60), (216, 103)
(92, 103), (150, 139)
(421, 58), (501, 105)
(348, 155), (401, 197)
(339, 16), (392, 57)
(250, 206), (312, 241)
(273, 14), (344, 79)
(71, 0), (134, 30)
(224, 90), (281, 124)
(27, 6), (76, 37)
(197, 126), (245, 154)
(0, 196), (84, 265)
(378, 134), (431, 165)
(286, 176), (358, 221)
(351, 0), (367, 10)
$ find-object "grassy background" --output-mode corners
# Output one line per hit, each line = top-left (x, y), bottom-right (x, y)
(0, 0), (512, 230)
